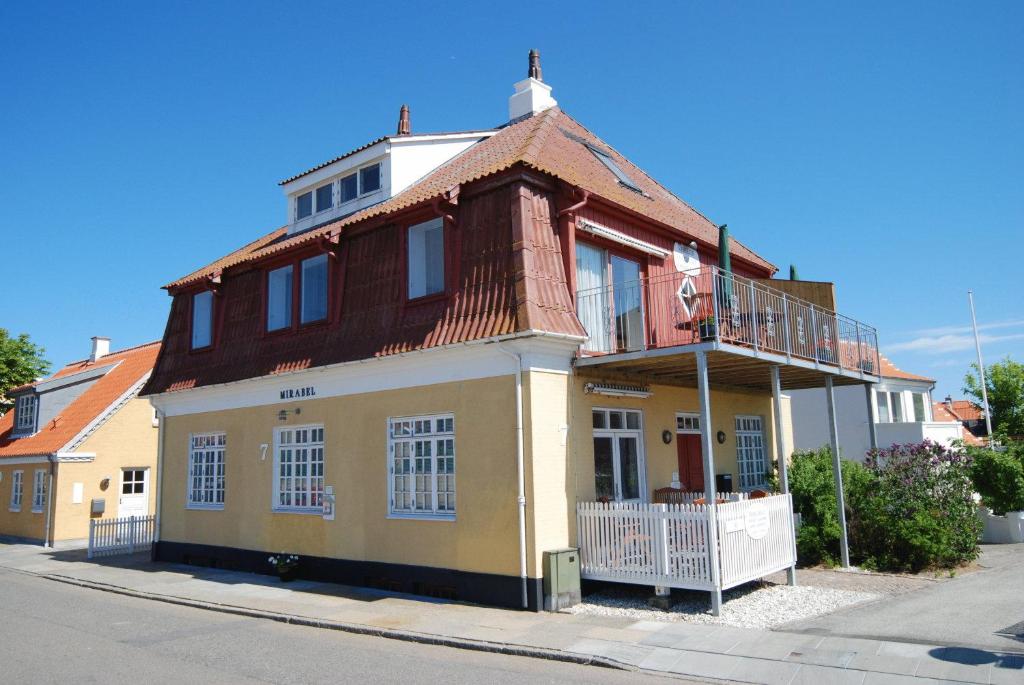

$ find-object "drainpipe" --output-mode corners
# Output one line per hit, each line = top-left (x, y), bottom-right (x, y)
(497, 344), (529, 609)
(153, 408), (165, 550)
(557, 188), (590, 218)
(43, 455), (55, 548)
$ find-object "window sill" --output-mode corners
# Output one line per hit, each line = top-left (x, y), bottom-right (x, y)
(405, 291), (447, 307)
(31, 508), (43, 514)
(186, 503), (225, 511)
(8, 508), (20, 513)
(387, 512), (456, 522)
(272, 507), (323, 516)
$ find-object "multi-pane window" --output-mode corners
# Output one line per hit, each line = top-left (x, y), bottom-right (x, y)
(676, 413), (701, 433)
(15, 395), (37, 432)
(9, 470), (23, 511)
(876, 390), (890, 423)
(315, 183), (333, 212)
(300, 254), (328, 324)
(296, 191), (313, 220)
(188, 433), (226, 508)
(407, 218), (445, 299)
(274, 425), (324, 512)
(889, 392), (904, 423)
(340, 173), (358, 203)
(267, 265), (294, 331)
(31, 469), (46, 512)
(389, 414), (455, 518)
(911, 393), (927, 422)
(192, 290), (214, 349)
(736, 415), (768, 490)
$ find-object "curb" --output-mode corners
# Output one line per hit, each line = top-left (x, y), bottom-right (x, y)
(15, 566), (632, 673)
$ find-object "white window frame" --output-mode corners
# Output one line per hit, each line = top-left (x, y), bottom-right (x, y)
(191, 290), (214, 349)
(676, 412), (701, 434)
(388, 413), (456, 520)
(358, 162), (382, 196)
(266, 265), (294, 332)
(187, 432), (226, 510)
(407, 217), (445, 300)
(295, 190), (314, 220)
(314, 181), (334, 214)
(911, 392), (928, 422)
(735, 415), (768, 490)
(9, 470), (23, 512)
(31, 469), (46, 513)
(15, 395), (37, 433)
(272, 424), (325, 514)
(591, 408), (647, 502)
(876, 390), (890, 423)
(300, 253), (329, 324)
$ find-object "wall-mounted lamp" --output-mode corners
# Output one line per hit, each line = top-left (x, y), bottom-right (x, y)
(278, 407), (302, 421)
(661, 430), (673, 444)
(717, 431), (727, 445)
(100, 476), (112, 491)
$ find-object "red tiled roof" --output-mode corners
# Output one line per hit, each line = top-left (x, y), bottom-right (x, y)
(943, 399), (984, 421)
(0, 342), (160, 458)
(878, 354), (934, 382)
(932, 402), (985, 446)
(167, 108), (776, 290)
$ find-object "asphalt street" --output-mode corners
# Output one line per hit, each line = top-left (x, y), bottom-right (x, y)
(0, 567), (684, 684)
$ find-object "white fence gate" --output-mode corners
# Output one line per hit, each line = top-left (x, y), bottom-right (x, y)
(576, 494), (796, 593)
(88, 515), (156, 558)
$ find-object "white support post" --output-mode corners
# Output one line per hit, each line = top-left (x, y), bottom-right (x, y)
(825, 376), (851, 568)
(864, 384), (879, 452)
(696, 350), (723, 614)
(771, 366), (797, 586)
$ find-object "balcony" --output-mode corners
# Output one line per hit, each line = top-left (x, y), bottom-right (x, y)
(574, 266), (880, 389)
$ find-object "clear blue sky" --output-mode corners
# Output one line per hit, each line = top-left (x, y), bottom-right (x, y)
(2, 1), (1020, 400)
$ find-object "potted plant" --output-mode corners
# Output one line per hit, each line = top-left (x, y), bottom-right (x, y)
(268, 552), (300, 582)
(697, 315), (717, 340)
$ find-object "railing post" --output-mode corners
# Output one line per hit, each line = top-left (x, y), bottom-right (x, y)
(710, 267), (721, 343)
(748, 280), (759, 352)
(810, 305), (820, 368)
(855, 321), (864, 377)
(655, 503), (669, 585)
(782, 294), (792, 363)
(128, 516), (136, 554)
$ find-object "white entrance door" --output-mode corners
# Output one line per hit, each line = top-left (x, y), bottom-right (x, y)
(592, 409), (647, 502)
(117, 468), (149, 518)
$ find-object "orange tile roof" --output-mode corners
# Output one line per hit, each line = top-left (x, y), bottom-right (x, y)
(946, 399), (984, 421)
(932, 402), (985, 446)
(167, 108), (776, 289)
(878, 354), (934, 382)
(0, 342), (160, 458)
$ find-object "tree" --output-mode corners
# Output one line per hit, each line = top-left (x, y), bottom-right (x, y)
(964, 357), (1024, 437)
(0, 330), (50, 415)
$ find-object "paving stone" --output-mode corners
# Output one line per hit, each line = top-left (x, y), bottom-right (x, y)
(667, 650), (743, 679)
(991, 653), (1024, 685)
(861, 673), (948, 685)
(791, 664), (867, 685)
(846, 652), (921, 677)
(638, 646), (688, 671)
(815, 635), (885, 655)
(914, 654), (992, 684)
(726, 655), (803, 685)
(785, 647), (857, 668)
(876, 641), (944, 659)
(727, 637), (805, 660)
(563, 637), (654, 666)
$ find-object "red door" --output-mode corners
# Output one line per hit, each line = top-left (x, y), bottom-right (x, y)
(676, 434), (704, 492)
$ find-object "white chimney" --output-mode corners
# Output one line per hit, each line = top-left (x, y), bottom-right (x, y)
(509, 49), (556, 122)
(90, 336), (110, 362)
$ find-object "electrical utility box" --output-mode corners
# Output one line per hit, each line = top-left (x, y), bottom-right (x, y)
(542, 548), (581, 611)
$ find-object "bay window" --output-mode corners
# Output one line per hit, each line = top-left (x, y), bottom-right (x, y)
(389, 414), (455, 518)
(188, 433), (226, 509)
(191, 290), (213, 349)
(267, 265), (294, 331)
(274, 425), (324, 513)
(407, 218), (445, 299)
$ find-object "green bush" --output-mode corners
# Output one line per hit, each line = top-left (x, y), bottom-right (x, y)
(969, 445), (1024, 515)
(788, 442), (979, 572)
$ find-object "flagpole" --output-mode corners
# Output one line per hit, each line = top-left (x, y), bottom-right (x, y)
(968, 290), (994, 447)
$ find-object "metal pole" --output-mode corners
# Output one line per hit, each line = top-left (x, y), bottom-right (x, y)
(968, 290), (995, 446)
(825, 376), (851, 568)
(864, 384), (879, 451)
(771, 366), (797, 586)
(696, 350), (723, 614)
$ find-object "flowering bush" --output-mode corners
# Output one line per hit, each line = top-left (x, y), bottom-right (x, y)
(789, 442), (979, 572)
(268, 553), (299, 574)
(968, 444), (1024, 515)
(853, 441), (979, 572)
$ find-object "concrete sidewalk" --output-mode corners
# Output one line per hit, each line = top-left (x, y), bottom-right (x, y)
(1, 543), (1021, 685)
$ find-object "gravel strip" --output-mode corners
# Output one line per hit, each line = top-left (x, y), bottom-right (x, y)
(567, 584), (880, 629)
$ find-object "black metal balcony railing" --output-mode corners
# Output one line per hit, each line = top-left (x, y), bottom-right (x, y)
(575, 266), (880, 375)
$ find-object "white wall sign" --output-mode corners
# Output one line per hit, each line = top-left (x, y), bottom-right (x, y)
(72, 482), (84, 504)
(673, 242), (701, 274)
(744, 503), (771, 540)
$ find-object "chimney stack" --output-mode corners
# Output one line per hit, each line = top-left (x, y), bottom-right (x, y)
(945, 395), (953, 408)
(90, 336), (110, 363)
(397, 104), (411, 135)
(508, 49), (557, 122)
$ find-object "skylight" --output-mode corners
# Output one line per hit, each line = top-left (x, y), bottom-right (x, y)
(586, 143), (642, 193)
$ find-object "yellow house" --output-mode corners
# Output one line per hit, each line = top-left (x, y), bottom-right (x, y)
(0, 339), (160, 547)
(143, 54), (881, 611)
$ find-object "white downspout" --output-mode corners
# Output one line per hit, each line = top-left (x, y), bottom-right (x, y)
(497, 344), (528, 609)
(44, 455), (55, 548)
(153, 408), (165, 547)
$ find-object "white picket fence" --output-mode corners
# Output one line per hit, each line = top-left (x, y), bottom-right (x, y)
(576, 494), (796, 592)
(88, 515), (156, 559)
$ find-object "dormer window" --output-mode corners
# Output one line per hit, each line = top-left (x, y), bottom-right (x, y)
(300, 254), (328, 324)
(360, 164), (381, 194)
(315, 184), (333, 212)
(191, 290), (214, 350)
(296, 191), (314, 220)
(267, 265), (294, 331)
(408, 218), (445, 299)
(340, 173), (358, 203)
(15, 395), (37, 433)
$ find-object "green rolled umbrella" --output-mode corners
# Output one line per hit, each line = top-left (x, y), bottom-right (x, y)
(718, 223), (733, 306)
(790, 264), (799, 281)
